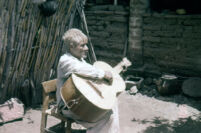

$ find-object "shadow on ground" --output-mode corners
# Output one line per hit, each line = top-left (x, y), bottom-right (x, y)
(137, 84), (201, 111)
(46, 123), (86, 133)
(132, 115), (201, 133)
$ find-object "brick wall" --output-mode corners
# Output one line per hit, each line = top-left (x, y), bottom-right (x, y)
(129, 0), (201, 76)
(85, 5), (129, 66)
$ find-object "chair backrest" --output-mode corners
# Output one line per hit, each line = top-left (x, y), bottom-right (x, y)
(42, 79), (57, 94)
(40, 79), (76, 133)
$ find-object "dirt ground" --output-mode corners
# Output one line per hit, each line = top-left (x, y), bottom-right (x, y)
(1, 88), (201, 133)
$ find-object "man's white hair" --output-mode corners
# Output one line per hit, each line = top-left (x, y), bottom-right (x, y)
(62, 28), (88, 46)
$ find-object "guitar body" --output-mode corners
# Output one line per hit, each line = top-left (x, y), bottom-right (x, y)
(61, 60), (129, 122)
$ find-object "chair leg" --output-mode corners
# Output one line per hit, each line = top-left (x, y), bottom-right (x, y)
(40, 95), (49, 133)
(40, 113), (48, 133)
(61, 121), (65, 128)
(65, 120), (72, 133)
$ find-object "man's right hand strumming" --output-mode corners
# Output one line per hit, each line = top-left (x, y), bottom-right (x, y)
(104, 71), (113, 85)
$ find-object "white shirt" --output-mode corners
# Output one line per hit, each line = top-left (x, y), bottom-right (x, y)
(56, 52), (105, 107)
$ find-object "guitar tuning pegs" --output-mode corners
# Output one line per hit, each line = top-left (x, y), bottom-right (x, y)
(122, 57), (132, 68)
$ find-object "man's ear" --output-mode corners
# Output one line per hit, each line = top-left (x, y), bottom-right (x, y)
(69, 42), (74, 49)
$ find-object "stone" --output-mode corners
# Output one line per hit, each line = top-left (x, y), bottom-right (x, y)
(183, 19), (201, 26)
(182, 77), (201, 97)
(130, 28), (142, 38)
(129, 39), (142, 49)
(108, 5), (125, 11)
(130, 17), (142, 27)
(193, 26), (201, 33)
(87, 20), (97, 25)
(143, 25), (161, 30)
(0, 98), (24, 123)
(87, 5), (109, 11)
(128, 86), (138, 95)
(142, 36), (160, 42)
(132, 9), (146, 15)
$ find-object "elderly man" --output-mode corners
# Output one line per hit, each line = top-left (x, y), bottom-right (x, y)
(56, 28), (120, 133)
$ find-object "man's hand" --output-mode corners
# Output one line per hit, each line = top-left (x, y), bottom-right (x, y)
(104, 71), (113, 85)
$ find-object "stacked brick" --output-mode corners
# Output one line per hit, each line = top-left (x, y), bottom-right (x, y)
(85, 5), (129, 66)
(129, 0), (201, 76)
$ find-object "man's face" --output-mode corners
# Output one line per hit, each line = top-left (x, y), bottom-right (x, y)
(70, 42), (89, 59)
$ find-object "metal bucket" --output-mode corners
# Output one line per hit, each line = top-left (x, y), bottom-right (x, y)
(125, 76), (144, 90)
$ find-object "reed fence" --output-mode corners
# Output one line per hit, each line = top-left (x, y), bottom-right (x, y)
(0, 0), (75, 105)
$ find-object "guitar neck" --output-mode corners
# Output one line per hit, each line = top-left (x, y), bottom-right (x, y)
(113, 57), (131, 74)
(113, 62), (124, 74)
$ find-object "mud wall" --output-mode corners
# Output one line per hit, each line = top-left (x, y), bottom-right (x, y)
(85, 5), (129, 66)
(129, 0), (201, 76)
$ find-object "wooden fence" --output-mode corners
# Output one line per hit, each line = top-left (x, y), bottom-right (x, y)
(0, 0), (73, 105)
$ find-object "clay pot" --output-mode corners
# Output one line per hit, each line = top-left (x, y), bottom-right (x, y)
(155, 74), (180, 95)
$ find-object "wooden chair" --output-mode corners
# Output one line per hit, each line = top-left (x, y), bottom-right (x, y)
(40, 79), (73, 133)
